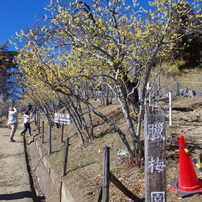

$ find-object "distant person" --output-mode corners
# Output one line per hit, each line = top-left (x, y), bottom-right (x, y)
(27, 104), (32, 111)
(20, 111), (34, 136)
(32, 105), (38, 114)
(7, 107), (18, 142)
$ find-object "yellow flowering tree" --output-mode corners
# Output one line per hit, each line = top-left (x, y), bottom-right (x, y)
(12, 0), (202, 164)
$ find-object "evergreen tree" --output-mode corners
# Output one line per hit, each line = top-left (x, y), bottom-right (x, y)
(0, 41), (20, 102)
(171, 2), (202, 69)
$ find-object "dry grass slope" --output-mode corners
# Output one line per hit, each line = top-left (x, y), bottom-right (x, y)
(29, 96), (202, 202)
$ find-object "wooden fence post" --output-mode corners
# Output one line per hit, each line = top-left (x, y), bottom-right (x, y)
(34, 111), (38, 126)
(48, 123), (52, 155)
(102, 146), (110, 202)
(95, 147), (141, 202)
(60, 124), (64, 143)
(60, 109), (65, 143)
(41, 121), (44, 144)
(144, 109), (166, 202)
(62, 136), (69, 176)
(37, 116), (40, 134)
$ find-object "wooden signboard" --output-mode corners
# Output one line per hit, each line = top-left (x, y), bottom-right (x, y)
(144, 109), (166, 202)
(54, 113), (70, 125)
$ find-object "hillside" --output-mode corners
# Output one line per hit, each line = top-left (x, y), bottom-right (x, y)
(27, 96), (202, 202)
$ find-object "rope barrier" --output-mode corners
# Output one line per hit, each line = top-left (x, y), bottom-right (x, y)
(180, 145), (202, 172)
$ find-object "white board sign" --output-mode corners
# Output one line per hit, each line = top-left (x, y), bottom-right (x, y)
(54, 113), (70, 125)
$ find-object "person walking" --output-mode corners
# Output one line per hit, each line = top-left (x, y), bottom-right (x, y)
(20, 110), (34, 136)
(7, 107), (18, 142)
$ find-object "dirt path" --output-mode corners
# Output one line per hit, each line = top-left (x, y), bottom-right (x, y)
(0, 116), (33, 201)
(0, 113), (59, 202)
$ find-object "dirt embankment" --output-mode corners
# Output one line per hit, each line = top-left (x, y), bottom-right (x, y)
(34, 96), (202, 202)
(2, 96), (202, 202)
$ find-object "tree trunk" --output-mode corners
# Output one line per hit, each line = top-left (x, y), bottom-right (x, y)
(118, 89), (143, 164)
(87, 102), (135, 159)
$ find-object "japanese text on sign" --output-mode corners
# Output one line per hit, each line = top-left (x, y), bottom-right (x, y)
(148, 157), (165, 173)
(151, 191), (165, 202)
(148, 122), (164, 141)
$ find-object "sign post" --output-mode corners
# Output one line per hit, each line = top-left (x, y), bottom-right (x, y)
(144, 109), (166, 202)
(169, 91), (172, 126)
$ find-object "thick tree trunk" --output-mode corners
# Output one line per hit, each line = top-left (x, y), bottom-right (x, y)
(118, 89), (143, 164)
(87, 104), (94, 138)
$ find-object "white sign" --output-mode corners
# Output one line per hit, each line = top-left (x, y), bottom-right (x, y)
(54, 113), (70, 125)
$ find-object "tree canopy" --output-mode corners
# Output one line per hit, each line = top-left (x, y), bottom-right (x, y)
(11, 0), (202, 163)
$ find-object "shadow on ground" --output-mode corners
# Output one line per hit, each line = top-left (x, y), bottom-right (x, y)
(0, 191), (33, 200)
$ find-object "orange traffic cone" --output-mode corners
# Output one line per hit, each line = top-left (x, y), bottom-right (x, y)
(170, 135), (202, 197)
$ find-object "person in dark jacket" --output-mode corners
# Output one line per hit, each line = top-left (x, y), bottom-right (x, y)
(27, 104), (32, 111)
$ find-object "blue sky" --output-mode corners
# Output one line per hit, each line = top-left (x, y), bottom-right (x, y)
(0, 0), (149, 51)
(0, 0), (50, 51)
